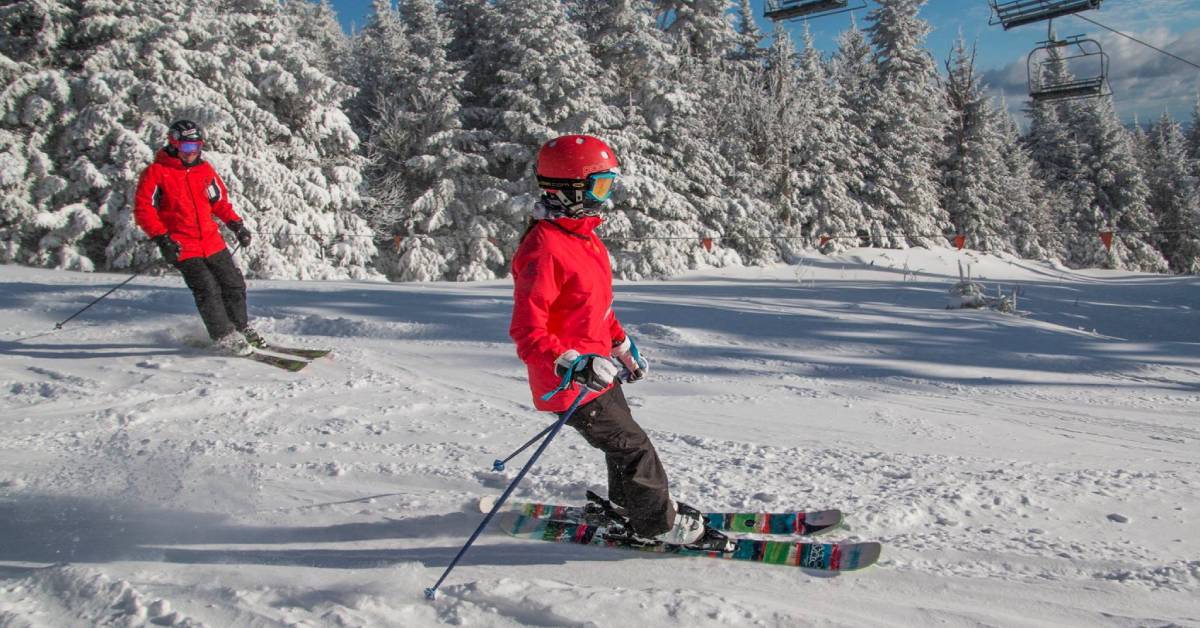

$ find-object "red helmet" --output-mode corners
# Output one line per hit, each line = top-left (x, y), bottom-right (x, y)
(536, 135), (618, 180)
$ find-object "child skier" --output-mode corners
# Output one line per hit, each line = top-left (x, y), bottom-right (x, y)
(134, 119), (263, 356)
(508, 134), (705, 546)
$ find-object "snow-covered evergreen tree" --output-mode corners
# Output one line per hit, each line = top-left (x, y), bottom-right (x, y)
(0, 0), (79, 267)
(651, 0), (740, 61)
(1070, 96), (1165, 271)
(368, 0), (485, 282)
(1146, 112), (1200, 273)
(995, 98), (1058, 261)
(1188, 93), (1200, 162)
(571, 0), (728, 278)
(827, 18), (878, 251)
(864, 0), (948, 248)
(732, 0), (764, 61)
(2, 0), (376, 278)
(791, 25), (865, 256)
(940, 35), (1010, 253)
(347, 0), (409, 139)
(284, 0), (352, 77)
(1024, 47), (1095, 265)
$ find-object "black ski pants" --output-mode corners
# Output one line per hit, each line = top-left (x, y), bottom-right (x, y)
(563, 382), (676, 537)
(175, 249), (248, 340)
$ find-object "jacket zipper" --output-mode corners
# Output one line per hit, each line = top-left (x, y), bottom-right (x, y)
(182, 166), (205, 256)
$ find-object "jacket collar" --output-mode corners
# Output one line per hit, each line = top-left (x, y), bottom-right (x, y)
(155, 147), (204, 170)
(544, 215), (602, 239)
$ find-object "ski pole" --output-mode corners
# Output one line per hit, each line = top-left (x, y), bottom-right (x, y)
(492, 422), (554, 472)
(425, 355), (600, 601)
(54, 258), (164, 330)
(53, 242), (243, 331)
(492, 355), (626, 471)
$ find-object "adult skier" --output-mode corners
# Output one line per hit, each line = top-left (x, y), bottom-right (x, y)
(133, 119), (262, 356)
(508, 134), (705, 546)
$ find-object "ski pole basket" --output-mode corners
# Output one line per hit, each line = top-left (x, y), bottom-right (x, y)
(989, 0), (1103, 30)
(1027, 35), (1110, 102)
(763, 0), (864, 22)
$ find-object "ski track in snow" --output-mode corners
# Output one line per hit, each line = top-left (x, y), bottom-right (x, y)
(1, 250), (1199, 627)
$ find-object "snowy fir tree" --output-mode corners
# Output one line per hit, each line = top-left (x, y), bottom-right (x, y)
(284, 0), (352, 78)
(1189, 93), (1200, 163)
(347, 0), (410, 141)
(732, 0), (764, 62)
(864, 0), (949, 249)
(827, 18), (878, 252)
(367, 0), (486, 282)
(5, 0), (1199, 279)
(0, 0), (81, 268)
(571, 0), (729, 278)
(791, 24), (866, 256)
(1070, 96), (1166, 271)
(995, 98), (1059, 261)
(1, 0), (374, 279)
(939, 36), (1011, 253)
(1146, 113), (1200, 273)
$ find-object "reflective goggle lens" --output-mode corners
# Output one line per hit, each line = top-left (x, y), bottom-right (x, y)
(587, 173), (616, 201)
(179, 141), (203, 153)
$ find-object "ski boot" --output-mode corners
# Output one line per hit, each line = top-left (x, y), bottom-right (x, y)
(240, 326), (268, 349)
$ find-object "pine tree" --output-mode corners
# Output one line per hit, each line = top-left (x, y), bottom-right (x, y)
(732, 0), (764, 61)
(792, 25), (864, 256)
(995, 98), (1058, 260)
(1024, 46), (1093, 265)
(1071, 96), (1165, 271)
(284, 0), (352, 77)
(347, 0), (410, 138)
(572, 0), (724, 278)
(1188, 93), (1200, 162)
(940, 35), (1010, 253)
(1146, 112), (1200, 273)
(0, 0), (79, 267)
(368, 0), (481, 281)
(864, 0), (948, 248)
(650, 0), (740, 61)
(828, 17), (877, 250)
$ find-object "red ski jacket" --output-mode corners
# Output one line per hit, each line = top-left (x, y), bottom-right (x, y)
(510, 216), (627, 412)
(133, 149), (241, 262)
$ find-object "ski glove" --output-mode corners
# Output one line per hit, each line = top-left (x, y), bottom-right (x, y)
(153, 234), (181, 265)
(554, 350), (619, 393)
(612, 336), (648, 383)
(228, 221), (252, 248)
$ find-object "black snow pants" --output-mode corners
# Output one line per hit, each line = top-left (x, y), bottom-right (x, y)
(175, 249), (248, 340)
(563, 382), (676, 537)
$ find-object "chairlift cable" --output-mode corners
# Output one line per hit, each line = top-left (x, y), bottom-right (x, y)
(1073, 14), (1200, 72)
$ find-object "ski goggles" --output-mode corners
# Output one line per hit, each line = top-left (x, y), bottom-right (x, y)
(537, 171), (618, 203)
(178, 141), (203, 154)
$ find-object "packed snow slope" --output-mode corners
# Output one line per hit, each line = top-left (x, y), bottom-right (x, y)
(1, 248), (1198, 627)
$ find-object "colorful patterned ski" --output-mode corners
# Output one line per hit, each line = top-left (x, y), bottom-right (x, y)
(479, 496), (844, 536)
(496, 513), (880, 572)
(246, 351), (308, 372)
(260, 345), (332, 360)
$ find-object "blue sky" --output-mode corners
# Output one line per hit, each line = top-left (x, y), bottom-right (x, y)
(328, 0), (1200, 124)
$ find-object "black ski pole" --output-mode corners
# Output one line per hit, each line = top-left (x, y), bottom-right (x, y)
(492, 422), (555, 472)
(424, 368), (595, 601)
(54, 259), (163, 330)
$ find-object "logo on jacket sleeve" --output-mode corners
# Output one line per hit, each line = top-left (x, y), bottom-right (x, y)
(206, 180), (221, 203)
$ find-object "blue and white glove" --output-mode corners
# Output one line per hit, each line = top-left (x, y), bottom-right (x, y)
(612, 336), (648, 383)
(554, 350), (619, 392)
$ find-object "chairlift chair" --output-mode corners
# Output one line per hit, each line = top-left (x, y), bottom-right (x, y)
(763, 0), (865, 22)
(1027, 35), (1110, 102)
(989, 0), (1103, 30)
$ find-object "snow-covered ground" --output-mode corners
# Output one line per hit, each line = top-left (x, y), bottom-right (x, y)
(1, 248), (1198, 627)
